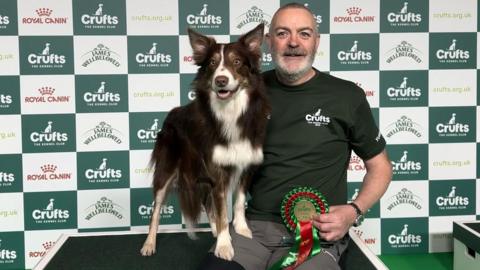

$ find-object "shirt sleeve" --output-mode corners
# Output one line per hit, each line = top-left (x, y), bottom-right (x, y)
(348, 90), (386, 161)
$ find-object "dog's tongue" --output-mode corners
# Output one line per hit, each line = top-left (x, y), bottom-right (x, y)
(217, 90), (233, 99)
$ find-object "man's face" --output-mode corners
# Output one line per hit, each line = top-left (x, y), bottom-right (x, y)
(267, 8), (319, 80)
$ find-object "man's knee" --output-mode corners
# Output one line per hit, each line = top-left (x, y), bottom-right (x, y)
(197, 252), (245, 270)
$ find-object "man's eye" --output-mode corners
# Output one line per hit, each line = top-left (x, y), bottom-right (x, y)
(300, 32), (311, 38)
(277, 31), (288, 37)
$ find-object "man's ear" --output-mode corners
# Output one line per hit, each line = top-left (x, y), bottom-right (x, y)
(239, 23), (264, 53)
(187, 28), (214, 65)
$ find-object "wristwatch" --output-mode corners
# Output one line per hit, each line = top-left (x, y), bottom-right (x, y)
(348, 202), (364, 227)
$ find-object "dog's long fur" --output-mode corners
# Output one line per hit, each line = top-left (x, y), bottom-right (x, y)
(140, 24), (270, 260)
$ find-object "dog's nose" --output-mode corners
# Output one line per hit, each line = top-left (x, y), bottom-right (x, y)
(215, 76), (229, 87)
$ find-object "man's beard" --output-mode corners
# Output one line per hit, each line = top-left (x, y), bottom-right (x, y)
(273, 47), (316, 83)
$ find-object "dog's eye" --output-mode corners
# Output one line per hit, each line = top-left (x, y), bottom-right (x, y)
(209, 59), (216, 66)
(233, 59), (241, 66)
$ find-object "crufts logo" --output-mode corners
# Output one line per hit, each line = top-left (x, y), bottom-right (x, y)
(135, 43), (172, 66)
(0, 93), (12, 107)
(83, 81), (120, 105)
(137, 119), (161, 142)
(391, 150), (421, 173)
(337, 40), (372, 63)
(435, 186), (469, 209)
(388, 224), (421, 247)
(303, 3), (322, 24)
(435, 113), (469, 136)
(32, 198), (70, 221)
(30, 121), (68, 146)
(387, 2), (422, 25)
(305, 108), (330, 127)
(0, 14), (10, 26)
(436, 39), (469, 63)
(27, 43), (66, 66)
(81, 3), (119, 27)
(186, 4), (222, 26)
(387, 77), (421, 100)
(84, 158), (122, 181)
(138, 201), (174, 219)
(0, 239), (17, 261)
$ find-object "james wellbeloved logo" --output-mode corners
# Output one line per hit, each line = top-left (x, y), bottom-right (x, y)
(430, 33), (476, 69)
(382, 218), (428, 253)
(22, 8), (68, 25)
(84, 197), (124, 220)
(180, 0), (228, 34)
(26, 164), (71, 182)
(73, 0), (126, 34)
(331, 34), (378, 71)
(305, 108), (330, 127)
(333, 7), (375, 23)
(130, 188), (181, 226)
(128, 36), (179, 74)
(386, 187), (422, 211)
(24, 191), (77, 230)
(236, 6), (271, 30)
(20, 36), (73, 74)
(81, 44), (121, 68)
(82, 121), (123, 145)
(430, 180), (475, 216)
(0, 76), (20, 114)
(430, 107), (475, 143)
(380, 71), (427, 107)
(22, 114), (75, 153)
(385, 41), (422, 64)
(75, 75), (128, 113)
(381, 0), (427, 32)
(384, 115), (423, 139)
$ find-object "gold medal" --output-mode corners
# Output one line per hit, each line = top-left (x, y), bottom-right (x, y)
(293, 200), (316, 222)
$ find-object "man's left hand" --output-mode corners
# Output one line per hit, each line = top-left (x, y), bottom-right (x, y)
(312, 205), (357, 242)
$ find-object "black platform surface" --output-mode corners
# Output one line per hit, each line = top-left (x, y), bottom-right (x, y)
(41, 232), (381, 270)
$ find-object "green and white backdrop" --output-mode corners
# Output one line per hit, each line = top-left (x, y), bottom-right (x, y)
(0, 0), (479, 269)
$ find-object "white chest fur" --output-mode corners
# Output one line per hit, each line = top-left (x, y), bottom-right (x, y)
(210, 90), (263, 169)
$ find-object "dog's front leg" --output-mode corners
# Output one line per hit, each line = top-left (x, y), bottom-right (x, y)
(213, 186), (234, 260)
(232, 181), (252, 239)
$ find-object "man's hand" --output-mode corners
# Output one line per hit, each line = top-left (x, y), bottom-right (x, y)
(312, 205), (357, 242)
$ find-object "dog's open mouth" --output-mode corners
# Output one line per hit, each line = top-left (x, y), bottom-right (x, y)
(216, 89), (237, 100)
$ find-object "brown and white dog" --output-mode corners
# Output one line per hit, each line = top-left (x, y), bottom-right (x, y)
(140, 24), (270, 260)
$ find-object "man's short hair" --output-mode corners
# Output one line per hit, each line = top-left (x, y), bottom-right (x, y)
(269, 2), (319, 35)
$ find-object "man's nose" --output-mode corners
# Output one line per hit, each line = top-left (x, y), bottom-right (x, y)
(288, 35), (299, 47)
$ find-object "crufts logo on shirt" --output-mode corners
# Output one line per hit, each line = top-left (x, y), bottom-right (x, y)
(305, 108), (330, 126)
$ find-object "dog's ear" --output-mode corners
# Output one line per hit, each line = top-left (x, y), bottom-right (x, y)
(240, 23), (264, 53)
(188, 28), (214, 65)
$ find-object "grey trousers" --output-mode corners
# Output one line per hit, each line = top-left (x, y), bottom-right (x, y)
(211, 220), (349, 270)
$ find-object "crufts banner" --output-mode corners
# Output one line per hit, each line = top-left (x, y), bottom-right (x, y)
(0, 0), (478, 269)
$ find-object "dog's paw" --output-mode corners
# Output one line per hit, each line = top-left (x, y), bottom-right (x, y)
(235, 225), (253, 239)
(214, 242), (234, 261)
(140, 243), (156, 256)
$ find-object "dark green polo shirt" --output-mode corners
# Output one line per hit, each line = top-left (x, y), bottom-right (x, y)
(246, 69), (386, 223)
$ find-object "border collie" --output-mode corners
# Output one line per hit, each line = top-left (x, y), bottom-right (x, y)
(140, 24), (270, 261)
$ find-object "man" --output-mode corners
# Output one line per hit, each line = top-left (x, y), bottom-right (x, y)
(198, 3), (392, 270)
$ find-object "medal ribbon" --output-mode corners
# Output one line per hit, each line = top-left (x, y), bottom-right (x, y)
(268, 187), (328, 270)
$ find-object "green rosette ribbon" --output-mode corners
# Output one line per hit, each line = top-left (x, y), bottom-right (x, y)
(269, 186), (329, 270)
